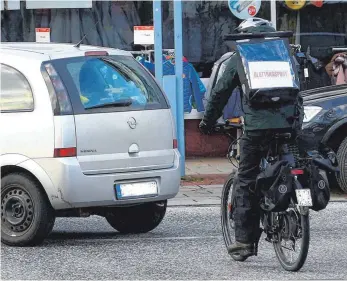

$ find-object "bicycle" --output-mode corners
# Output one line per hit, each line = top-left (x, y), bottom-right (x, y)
(221, 131), (313, 272)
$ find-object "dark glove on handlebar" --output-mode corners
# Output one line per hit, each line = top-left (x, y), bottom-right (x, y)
(199, 120), (213, 135)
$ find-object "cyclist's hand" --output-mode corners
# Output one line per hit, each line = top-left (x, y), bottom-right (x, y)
(199, 121), (212, 135)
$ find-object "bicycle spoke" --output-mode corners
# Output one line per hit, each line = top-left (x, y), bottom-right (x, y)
(291, 250), (295, 263)
(281, 245), (294, 251)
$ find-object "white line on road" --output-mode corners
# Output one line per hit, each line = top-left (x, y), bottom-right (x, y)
(48, 235), (222, 243)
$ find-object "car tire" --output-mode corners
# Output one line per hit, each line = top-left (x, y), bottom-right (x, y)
(105, 200), (167, 234)
(336, 136), (347, 193)
(1, 173), (55, 246)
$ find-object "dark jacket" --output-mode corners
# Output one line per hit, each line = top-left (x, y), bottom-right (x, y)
(202, 26), (303, 133)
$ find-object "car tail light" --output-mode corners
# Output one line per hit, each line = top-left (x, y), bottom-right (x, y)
(85, 51), (109, 56)
(54, 147), (77, 158)
(173, 139), (178, 149)
(291, 169), (304, 175)
(41, 63), (73, 115)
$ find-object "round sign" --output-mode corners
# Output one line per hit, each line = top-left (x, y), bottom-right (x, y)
(228, 0), (262, 20)
(284, 0), (306, 10)
(310, 0), (323, 7)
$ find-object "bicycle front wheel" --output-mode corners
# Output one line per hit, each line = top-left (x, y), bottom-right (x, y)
(221, 174), (247, 261)
(273, 205), (310, 272)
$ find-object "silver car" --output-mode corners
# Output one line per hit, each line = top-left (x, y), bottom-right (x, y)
(0, 43), (180, 246)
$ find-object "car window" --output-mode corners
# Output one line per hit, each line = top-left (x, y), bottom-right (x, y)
(55, 55), (168, 112)
(0, 64), (34, 112)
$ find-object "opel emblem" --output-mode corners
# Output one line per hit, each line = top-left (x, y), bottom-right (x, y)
(127, 117), (137, 129)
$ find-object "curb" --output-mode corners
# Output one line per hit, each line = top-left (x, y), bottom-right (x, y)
(168, 199), (347, 208)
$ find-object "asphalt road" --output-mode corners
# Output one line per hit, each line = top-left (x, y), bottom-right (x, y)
(1, 202), (347, 280)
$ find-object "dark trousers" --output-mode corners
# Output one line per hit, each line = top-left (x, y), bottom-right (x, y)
(233, 130), (287, 243)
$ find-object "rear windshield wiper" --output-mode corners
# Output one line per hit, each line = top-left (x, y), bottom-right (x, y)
(85, 99), (132, 110)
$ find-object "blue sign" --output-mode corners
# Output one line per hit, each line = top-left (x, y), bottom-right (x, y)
(228, 0), (262, 20)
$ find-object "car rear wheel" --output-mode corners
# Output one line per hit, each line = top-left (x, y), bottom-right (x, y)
(336, 136), (347, 193)
(105, 200), (167, 234)
(1, 173), (55, 246)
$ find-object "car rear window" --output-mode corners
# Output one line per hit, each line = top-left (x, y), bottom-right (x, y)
(50, 55), (168, 113)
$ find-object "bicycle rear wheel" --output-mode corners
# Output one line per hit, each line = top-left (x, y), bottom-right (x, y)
(273, 204), (310, 272)
(221, 174), (247, 261)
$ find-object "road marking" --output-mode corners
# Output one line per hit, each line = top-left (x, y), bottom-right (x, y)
(48, 235), (222, 243)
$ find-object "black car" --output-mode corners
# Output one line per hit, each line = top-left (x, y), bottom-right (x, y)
(301, 85), (347, 192)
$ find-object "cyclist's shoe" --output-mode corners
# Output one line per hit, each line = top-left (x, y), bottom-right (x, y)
(227, 242), (256, 260)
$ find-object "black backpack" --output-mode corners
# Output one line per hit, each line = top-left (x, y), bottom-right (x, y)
(233, 36), (301, 107)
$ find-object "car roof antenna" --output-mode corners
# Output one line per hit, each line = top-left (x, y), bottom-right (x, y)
(74, 20), (99, 48)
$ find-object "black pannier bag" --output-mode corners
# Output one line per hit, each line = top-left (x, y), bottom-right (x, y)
(298, 162), (330, 212)
(256, 160), (293, 212)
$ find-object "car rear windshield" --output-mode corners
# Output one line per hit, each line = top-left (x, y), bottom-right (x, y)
(50, 55), (168, 113)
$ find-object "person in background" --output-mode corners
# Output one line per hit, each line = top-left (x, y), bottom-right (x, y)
(325, 52), (347, 85)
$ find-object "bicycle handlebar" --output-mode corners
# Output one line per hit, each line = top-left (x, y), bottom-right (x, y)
(213, 123), (243, 134)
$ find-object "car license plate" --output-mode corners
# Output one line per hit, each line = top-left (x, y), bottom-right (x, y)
(295, 189), (313, 207)
(115, 181), (158, 200)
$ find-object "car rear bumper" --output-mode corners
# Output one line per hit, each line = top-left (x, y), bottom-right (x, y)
(33, 150), (181, 210)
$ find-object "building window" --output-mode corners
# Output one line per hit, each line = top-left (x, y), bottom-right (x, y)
(0, 64), (34, 112)
(277, 1), (347, 91)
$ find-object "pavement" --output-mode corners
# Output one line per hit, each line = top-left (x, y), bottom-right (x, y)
(169, 184), (347, 206)
(2, 203), (347, 280)
(181, 157), (347, 204)
(182, 157), (235, 186)
(185, 158), (235, 176)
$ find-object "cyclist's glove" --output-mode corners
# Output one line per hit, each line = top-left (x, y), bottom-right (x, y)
(199, 120), (213, 135)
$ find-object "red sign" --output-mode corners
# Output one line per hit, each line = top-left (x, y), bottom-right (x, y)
(35, 28), (50, 33)
(311, 0), (323, 7)
(133, 26), (154, 45)
(134, 26), (154, 31)
(248, 5), (257, 16)
(35, 28), (50, 42)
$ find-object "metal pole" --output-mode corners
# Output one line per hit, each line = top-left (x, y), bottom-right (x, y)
(153, 0), (163, 86)
(270, 0), (277, 30)
(295, 11), (301, 45)
(174, 0), (185, 176)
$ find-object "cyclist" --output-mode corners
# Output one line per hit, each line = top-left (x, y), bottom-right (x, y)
(199, 18), (304, 260)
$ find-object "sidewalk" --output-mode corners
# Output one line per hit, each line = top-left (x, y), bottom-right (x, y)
(182, 157), (235, 186)
(169, 185), (347, 206)
(174, 157), (347, 206)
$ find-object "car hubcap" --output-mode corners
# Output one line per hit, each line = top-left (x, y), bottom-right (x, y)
(1, 187), (34, 234)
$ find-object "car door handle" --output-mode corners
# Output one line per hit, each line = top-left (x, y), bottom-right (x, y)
(128, 143), (139, 154)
